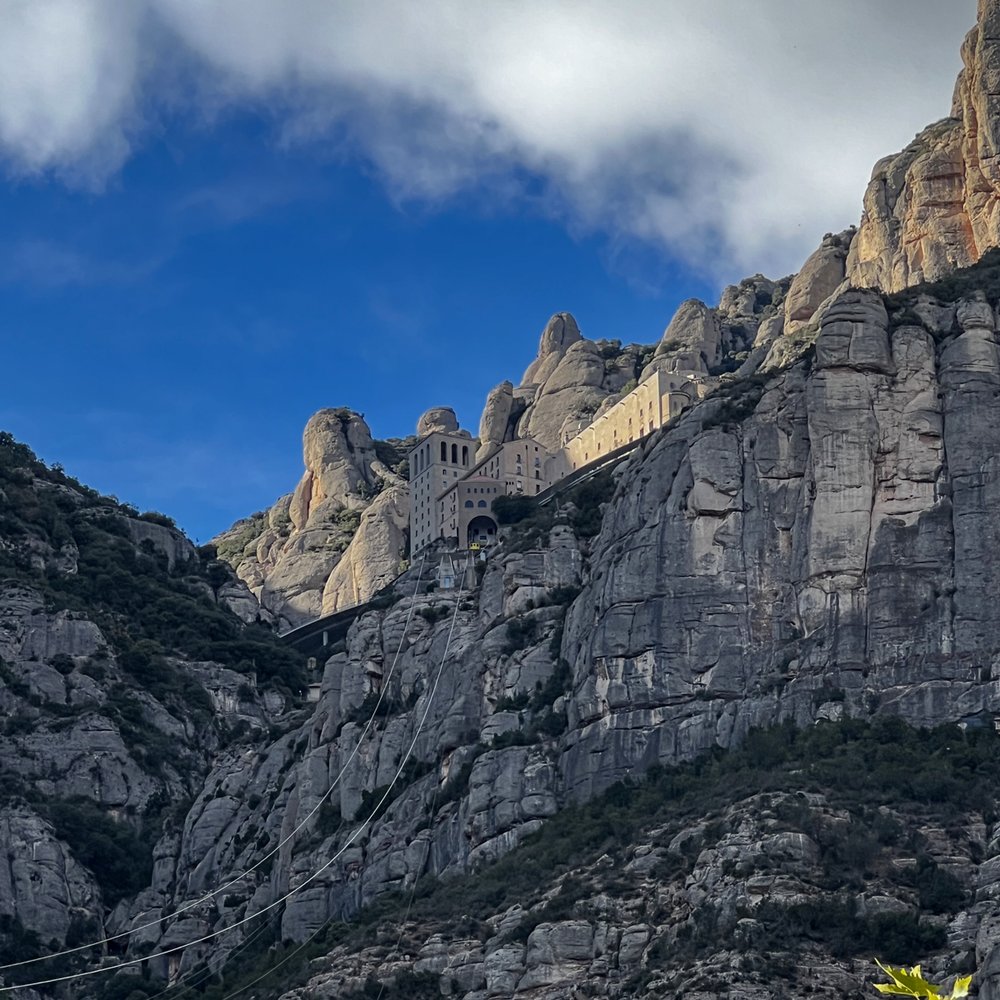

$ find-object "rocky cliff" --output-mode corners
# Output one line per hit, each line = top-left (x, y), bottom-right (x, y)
(0, 434), (307, 982)
(1, 264), (982, 999)
(11, 4), (1000, 999)
(5, 267), (989, 1000)
(214, 409), (413, 630)
(476, 274), (792, 459)
(848, 0), (1000, 292)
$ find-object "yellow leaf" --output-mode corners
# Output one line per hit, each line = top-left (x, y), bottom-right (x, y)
(873, 960), (943, 998)
(948, 975), (973, 999)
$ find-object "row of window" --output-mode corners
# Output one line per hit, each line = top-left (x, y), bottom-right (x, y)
(410, 439), (471, 476)
(464, 499), (490, 508)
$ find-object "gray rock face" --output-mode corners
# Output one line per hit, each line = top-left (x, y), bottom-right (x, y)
(846, 0), (1000, 292)
(0, 808), (103, 944)
(125, 518), (196, 570)
(476, 278), (785, 462)
(649, 298), (721, 374)
(16, 284), (1000, 995)
(560, 285), (1000, 798)
(320, 484), (409, 614)
(143, 524), (585, 957)
(517, 340), (608, 450)
(291, 409), (378, 529)
(269, 787), (990, 999)
(156, 283), (1000, 984)
(0, 577), (281, 951)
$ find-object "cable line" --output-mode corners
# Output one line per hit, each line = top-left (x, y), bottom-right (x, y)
(142, 808), (352, 1000)
(189, 587), (466, 1000)
(1, 581), (464, 995)
(0, 553), (426, 974)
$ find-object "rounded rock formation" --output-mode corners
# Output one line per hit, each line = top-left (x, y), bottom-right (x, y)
(417, 407), (460, 437)
(521, 313), (582, 387)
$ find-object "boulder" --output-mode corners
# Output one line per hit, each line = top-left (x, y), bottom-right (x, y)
(417, 406), (460, 436)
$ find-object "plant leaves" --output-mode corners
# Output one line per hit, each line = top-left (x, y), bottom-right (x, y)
(873, 960), (967, 999)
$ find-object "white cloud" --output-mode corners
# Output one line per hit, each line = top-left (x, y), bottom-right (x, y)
(0, 0), (979, 279)
(0, 0), (140, 181)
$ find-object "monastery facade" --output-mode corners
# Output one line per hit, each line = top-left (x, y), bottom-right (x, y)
(408, 366), (706, 555)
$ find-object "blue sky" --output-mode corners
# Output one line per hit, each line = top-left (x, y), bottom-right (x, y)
(0, 1), (976, 541)
(0, 114), (712, 541)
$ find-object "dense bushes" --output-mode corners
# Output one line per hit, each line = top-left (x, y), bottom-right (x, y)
(46, 800), (155, 906)
(0, 437), (307, 695)
(166, 717), (999, 998)
(884, 246), (1000, 317)
(700, 372), (771, 431)
(215, 510), (269, 563)
(493, 495), (537, 525)
(0, 914), (43, 964)
(750, 898), (945, 962)
(495, 468), (617, 552)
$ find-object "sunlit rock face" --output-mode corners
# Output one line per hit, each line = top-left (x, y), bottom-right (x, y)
(214, 408), (408, 628)
(848, 0), (1000, 292)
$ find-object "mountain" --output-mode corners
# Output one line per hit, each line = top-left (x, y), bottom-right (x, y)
(0, 432), (305, 978)
(6, 4), (1000, 1000)
(849, 0), (1000, 292)
(213, 409), (413, 630)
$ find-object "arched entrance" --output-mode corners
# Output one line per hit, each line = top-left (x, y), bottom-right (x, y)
(467, 515), (497, 548)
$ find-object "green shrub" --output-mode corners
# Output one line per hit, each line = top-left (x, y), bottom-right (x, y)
(317, 800), (342, 838)
(495, 691), (530, 712)
(214, 511), (268, 563)
(46, 800), (154, 906)
(0, 914), (42, 964)
(417, 604), (450, 624)
(531, 658), (573, 711)
(503, 617), (537, 654)
(335, 508), (363, 534)
(493, 495), (537, 525)
(138, 511), (176, 528)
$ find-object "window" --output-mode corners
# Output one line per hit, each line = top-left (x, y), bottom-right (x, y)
(464, 500), (474, 508)
(478, 500), (487, 508)
(462, 445), (469, 465)
(451, 443), (458, 464)
(441, 441), (448, 462)
(535, 470), (540, 479)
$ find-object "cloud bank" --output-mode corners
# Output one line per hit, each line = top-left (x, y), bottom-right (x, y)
(0, 0), (978, 279)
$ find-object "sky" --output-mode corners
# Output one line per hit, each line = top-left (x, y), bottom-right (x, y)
(0, 0), (978, 542)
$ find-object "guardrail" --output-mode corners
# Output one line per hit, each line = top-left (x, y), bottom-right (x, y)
(279, 582), (397, 656)
(535, 438), (641, 507)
